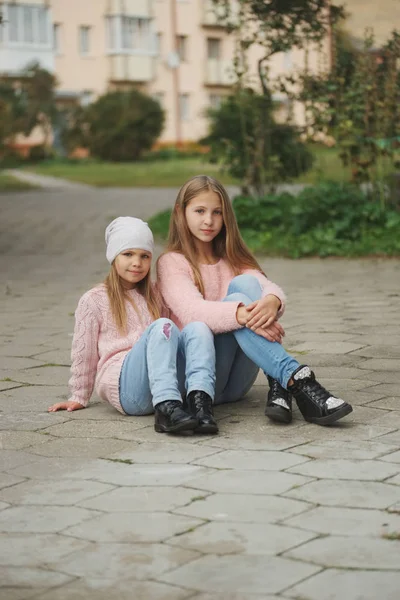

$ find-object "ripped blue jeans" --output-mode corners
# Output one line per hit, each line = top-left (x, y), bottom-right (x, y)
(119, 318), (215, 415)
(215, 274), (300, 404)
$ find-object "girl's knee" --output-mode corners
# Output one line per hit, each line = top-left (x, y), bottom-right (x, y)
(182, 321), (213, 339)
(151, 318), (179, 341)
(228, 274), (262, 296)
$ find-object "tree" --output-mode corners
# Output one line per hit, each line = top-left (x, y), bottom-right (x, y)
(209, 0), (344, 194)
(84, 90), (165, 161)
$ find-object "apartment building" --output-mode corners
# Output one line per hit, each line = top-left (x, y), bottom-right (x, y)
(0, 0), (398, 145)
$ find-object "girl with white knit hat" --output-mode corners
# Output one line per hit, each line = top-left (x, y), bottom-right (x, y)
(48, 216), (217, 434)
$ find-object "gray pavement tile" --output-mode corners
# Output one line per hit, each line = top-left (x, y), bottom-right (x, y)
(388, 502), (400, 513)
(369, 412), (400, 429)
(357, 358), (399, 372)
(0, 473), (26, 490)
(0, 412), (69, 431)
(0, 566), (73, 588)
(0, 588), (40, 600)
(0, 533), (91, 567)
(1, 358), (46, 370)
(0, 386), (67, 412)
(67, 461), (211, 486)
(192, 450), (310, 471)
(340, 406), (390, 424)
(0, 478), (115, 506)
(32, 579), (192, 600)
(184, 469), (314, 495)
(80, 486), (208, 512)
(6, 456), (97, 480)
(374, 430), (400, 445)
(0, 506), (101, 533)
(188, 595), (281, 600)
(363, 372), (400, 384)
(50, 542), (200, 580)
(284, 506), (400, 537)
(368, 397), (400, 410)
(28, 437), (133, 458)
(64, 512), (204, 543)
(386, 474), (400, 485)
(364, 383), (400, 396)
(0, 450), (40, 472)
(196, 434), (314, 451)
(0, 501), (10, 511)
(285, 479), (400, 509)
(0, 431), (52, 450)
(288, 341), (366, 354)
(158, 554), (321, 595)
(280, 423), (397, 443)
(174, 493), (312, 523)
(0, 382), (26, 392)
(114, 442), (221, 463)
(284, 536), (400, 569)
(351, 345), (400, 359)
(284, 568), (400, 600)
(44, 419), (148, 439)
(288, 440), (399, 460)
(166, 520), (316, 555)
(0, 367), (70, 386)
(287, 458), (399, 481)
(380, 449), (400, 463)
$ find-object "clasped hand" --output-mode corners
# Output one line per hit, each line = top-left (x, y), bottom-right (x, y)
(236, 295), (285, 343)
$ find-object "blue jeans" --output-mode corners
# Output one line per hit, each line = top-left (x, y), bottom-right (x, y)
(215, 274), (300, 404)
(119, 318), (215, 416)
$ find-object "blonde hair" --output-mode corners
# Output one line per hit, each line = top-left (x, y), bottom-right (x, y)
(105, 262), (160, 335)
(165, 174), (264, 295)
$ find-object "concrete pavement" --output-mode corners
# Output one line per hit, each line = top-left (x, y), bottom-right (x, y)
(0, 185), (399, 600)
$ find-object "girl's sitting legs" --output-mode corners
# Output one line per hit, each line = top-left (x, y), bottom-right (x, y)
(120, 318), (215, 433)
(224, 275), (353, 426)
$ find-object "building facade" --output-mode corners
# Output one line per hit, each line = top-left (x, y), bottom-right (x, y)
(1, 0), (398, 145)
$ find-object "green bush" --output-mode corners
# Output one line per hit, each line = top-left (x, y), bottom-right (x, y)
(202, 90), (314, 191)
(86, 90), (164, 161)
(233, 182), (400, 258)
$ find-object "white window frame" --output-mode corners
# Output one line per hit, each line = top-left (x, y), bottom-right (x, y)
(176, 35), (188, 62)
(79, 25), (91, 56)
(53, 23), (62, 54)
(105, 15), (156, 56)
(179, 93), (190, 121)
(207, 37), (221, 60)
(4, 2), (51, 48)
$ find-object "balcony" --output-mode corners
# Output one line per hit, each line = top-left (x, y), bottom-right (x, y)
(202, 0), (237, 28)
(205, 59), (235, 87)
(107, 0), (151, 19)
(109, 54), (154, 83)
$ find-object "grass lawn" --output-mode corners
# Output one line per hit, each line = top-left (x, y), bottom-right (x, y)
(0, 172), (37, 192)
(22, 145), (397, 188)
(25, 158), (238, 187)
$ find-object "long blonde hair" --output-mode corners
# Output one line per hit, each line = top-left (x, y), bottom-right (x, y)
(105, 262), (160, 335)
(165, 174), (264, 295)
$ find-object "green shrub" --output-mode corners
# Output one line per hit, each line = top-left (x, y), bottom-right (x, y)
(86, 90), (164, 161)
(234, 182), (400, 258)
(202, 91), (314, 193)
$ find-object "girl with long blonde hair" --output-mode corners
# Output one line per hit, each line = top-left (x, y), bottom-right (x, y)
(157, 175), (353, 427)
(48, 216), (216, 434)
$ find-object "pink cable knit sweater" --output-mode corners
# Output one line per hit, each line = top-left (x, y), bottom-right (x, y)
(157, 252), (286, 333)
(68, 284), (155, 414)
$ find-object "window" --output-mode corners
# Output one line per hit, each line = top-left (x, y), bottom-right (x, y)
(156, 32), (162, 55)
(81, 90), (94, 106)
(53, 23), (61, 54)
(207, 38), (221, 60)
(179, 93), (189, 121)
(209, 94), (223, 110)
(153, 92), (164, 107)
(176, 35), (188, 62)
(106, 15), (154, 54)
(79, 26), (90, 56)
(7, 3), (50, 46)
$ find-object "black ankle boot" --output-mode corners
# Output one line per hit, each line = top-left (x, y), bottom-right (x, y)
(288, 365), (353, 426)
(265, 376), (292, 424)
(154, 400), (198, 434)
(186, 391), (219, 434)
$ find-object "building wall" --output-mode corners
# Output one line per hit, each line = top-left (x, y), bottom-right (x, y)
(343, 0), (400, 46)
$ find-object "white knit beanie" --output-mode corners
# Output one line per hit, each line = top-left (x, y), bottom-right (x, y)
(105, 216), (154, 264)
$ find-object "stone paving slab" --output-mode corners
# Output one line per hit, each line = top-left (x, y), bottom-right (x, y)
(1, 187), (400, 598)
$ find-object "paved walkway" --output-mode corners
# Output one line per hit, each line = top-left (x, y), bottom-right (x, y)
(1, 186), (399, 600)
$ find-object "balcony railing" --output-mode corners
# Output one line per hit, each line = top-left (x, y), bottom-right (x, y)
(205, 59), (235, 86)
(109, 54), (154, 83)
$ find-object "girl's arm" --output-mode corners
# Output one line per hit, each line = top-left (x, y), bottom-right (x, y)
(242, 269), (286, 317)
(49, 293), (100, 412)
(157, 254), (242, 333)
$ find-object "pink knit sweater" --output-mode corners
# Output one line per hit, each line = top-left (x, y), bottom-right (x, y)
(68, 284), (155, 414)
(157, 252), (286, 333)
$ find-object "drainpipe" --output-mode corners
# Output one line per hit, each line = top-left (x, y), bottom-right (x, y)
(170, 0), (181, 145)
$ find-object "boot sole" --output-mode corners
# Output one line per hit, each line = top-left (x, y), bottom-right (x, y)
(194, 423), (219, 434)
(302, 403), (353, 426)
(265, 405), (292, 424)
(154, 417), (198, 434)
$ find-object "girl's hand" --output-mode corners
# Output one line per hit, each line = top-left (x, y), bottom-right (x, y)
(246, 295), (281, 331)
(255, 321), (285, 343)
(48, 401), (84, 412)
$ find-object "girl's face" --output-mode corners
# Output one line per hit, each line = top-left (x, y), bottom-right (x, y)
(114, 249), (152, 288)
(185, 190), (223, 247)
